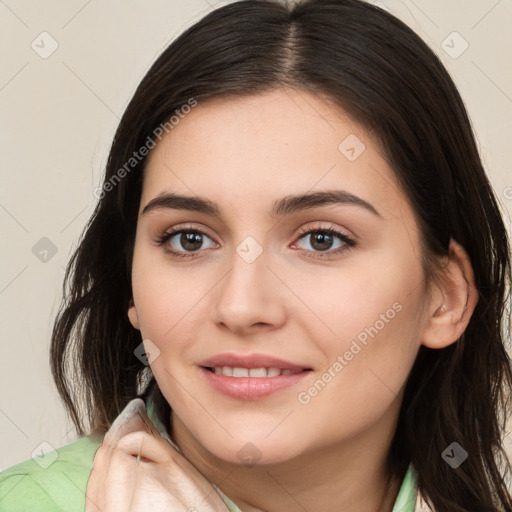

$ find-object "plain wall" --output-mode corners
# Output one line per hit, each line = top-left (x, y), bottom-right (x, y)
(1, 0), (511, 473)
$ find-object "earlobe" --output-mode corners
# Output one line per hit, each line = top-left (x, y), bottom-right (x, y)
(421, 239), (479, 349)
(128, 298), (140, 330)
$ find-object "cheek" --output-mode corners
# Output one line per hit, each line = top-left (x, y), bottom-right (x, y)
(295, 254), (424, 423)
(303, 291), (423, 427)
(294, 249), (422, 349)
(131, 252), (207, 345)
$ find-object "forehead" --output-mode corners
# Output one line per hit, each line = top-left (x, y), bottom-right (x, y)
(140, 88), (411, 225)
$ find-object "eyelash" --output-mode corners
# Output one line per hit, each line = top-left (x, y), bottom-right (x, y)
(154, 223), (357, 260)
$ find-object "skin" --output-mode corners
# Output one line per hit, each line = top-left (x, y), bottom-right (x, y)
(86, 400), (230, 512)
(116, 87), (478, 512)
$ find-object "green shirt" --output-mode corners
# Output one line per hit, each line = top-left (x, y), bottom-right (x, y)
(0, 396), (418, 511)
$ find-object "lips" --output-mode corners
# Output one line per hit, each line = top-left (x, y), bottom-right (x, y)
(209, 367), (301, 377)
(199, 352), (312, 372)
(198, 352), (313, 400)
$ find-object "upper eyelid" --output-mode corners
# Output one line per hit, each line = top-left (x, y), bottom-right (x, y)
(162, 222), (350, 236)
(161, 223), (354, 246)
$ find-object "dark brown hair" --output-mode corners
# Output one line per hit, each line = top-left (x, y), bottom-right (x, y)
(50, 0), (512, 510)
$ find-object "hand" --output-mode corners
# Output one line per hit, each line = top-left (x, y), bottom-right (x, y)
(85, 399), (230, 512)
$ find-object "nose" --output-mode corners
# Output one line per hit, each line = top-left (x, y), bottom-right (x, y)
(213, 245), (287, 336)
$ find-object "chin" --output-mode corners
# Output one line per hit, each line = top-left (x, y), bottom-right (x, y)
(202, 435), (305, 467)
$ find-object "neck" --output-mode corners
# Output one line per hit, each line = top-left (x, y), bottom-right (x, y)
(170, 412), (403, 512)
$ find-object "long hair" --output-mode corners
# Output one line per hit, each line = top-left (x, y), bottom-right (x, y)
(50, 1), (512, 510)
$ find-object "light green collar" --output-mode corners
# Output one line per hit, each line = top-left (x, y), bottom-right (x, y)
(212, 467), (417, 512)
(145, 394), (417, 511)
(392, 464), (417, 511)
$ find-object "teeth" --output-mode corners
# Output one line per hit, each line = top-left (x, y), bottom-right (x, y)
(211, 366), (301, 377)
(249, 368), (267, 377)
(222, 366), (233, 376)
(232, 367), (249, 377)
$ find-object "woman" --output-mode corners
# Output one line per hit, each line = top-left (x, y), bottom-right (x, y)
(1, 0), (510, 511)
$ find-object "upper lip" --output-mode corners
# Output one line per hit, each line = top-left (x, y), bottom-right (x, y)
(199, 352), (312, 371)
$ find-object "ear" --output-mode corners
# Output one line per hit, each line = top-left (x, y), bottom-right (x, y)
(128, 297), (140, 330)
(421, 239), (479, 349)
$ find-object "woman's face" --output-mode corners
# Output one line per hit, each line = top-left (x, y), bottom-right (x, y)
(128, 88), (432, 465)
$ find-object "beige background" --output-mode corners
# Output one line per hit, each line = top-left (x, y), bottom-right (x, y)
(0, 0), (511, 479)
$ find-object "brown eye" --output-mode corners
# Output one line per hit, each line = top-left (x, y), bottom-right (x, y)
(155, 227), (217, 258)
(292, 226), (356, 260)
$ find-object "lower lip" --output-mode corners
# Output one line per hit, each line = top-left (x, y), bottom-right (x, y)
(199, 367), (311, 400)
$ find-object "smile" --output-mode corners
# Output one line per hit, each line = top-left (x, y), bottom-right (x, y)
(206, 366), (304, 377)
(200, 366), (312, 400)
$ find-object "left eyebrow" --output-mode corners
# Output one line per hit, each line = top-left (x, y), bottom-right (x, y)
(141, 189), (382, 218)
(272, 190), (381, 218)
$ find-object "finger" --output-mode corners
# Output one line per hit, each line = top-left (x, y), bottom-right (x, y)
(86, 412), (146, 502)
(89, 433), (158, 511)
(113, 430), (175, 464)
(105, 400), (164, 467)
(103, 433), (180, 511)
(85, 451), (107, 512)
(87, 399), (159, 511)
(116, 432), (230, 510)
(106, 433), (228, 512)
(104, 399), (158, 448)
